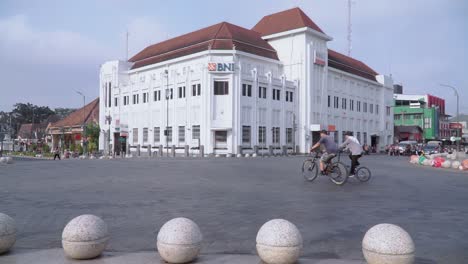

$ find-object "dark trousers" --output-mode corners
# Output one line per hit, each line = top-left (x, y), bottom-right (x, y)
(349, 154), (361, 174)
(54, 154), (61, 160)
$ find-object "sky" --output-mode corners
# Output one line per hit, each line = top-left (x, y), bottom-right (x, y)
(0, 0), (467, 115)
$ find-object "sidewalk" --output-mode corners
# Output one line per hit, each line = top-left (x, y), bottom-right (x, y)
(1, 249), (364, 264)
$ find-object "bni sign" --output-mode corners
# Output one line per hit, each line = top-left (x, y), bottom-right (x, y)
(208, 62), (235, 72)
(314, 50), (326, 66)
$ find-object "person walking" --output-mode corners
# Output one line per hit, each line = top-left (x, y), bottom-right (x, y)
(53, 147), (61, 160)
(340, 131), (363, 177)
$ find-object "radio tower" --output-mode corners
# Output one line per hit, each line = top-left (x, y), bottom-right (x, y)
(347, 0), (353, 56)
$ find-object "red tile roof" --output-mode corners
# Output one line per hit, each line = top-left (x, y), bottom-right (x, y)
(50, 98), (99, 128)
(129, 22), (278, 69)
(252, 7), (325, 36)
(327, 49), (378, 81)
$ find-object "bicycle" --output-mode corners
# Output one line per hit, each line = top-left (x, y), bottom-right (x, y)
(302, 150), (349, 185)
(346, 163), (372, 182)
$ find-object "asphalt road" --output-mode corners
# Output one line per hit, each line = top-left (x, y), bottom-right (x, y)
(1, 155), (467, 263)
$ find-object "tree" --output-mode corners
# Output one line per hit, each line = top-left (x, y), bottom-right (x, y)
(54, 108), (76, 119)
(85, 122), (100, 153)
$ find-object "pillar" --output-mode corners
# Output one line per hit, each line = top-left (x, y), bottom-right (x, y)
(171, 145), (176, 157)
(137, 144), (141, 157)
(200, 145), (204, 157)
(185, 145), (189, 157)
(269, 145), (274, 156)
(159, 145), (163, 157)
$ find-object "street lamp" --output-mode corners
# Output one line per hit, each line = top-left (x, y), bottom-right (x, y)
(440, 84), (460, 151)
(75, 90), (86, 154)
(165, 69), (170, 157)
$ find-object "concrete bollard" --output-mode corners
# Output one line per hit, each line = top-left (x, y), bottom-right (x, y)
(148, 144), (152, 157)
(171, 145), (176, 157)
(62, 214), (109, 260)
(0, 213), (16, 254)
(269, 146), (274, 156)
(200, 145), (204, 157)
(137, 144), (141, 157)
(256, 219), (302, 264)
(157, 217), (202, 264)
(254, 145), (259, 155)
(362, 223), (415, 264)
(237, 145), (242, 156)
(185, 145), (189, 157)
(295, 145), (300, 155)
(126, 142), (130, 155)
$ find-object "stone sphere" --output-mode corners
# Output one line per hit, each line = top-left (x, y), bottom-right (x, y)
(0, 157), (6, 164)
(256, 219), (302, 264)
(236, 154), (242, 158)
(442, 161), (451, 168)
(157, 217), (202, 264)
(5, 157), (14, 164)
(245, 153), (251, 158)
(452, 161), (461, 169)
(462, 160), (468, 170)
(62, 214), (109, 260)
(252, 153), (258, 158)
(362, 223), (415, 264)
(0, 213), (16, 254)
(215, 154), (220, 158)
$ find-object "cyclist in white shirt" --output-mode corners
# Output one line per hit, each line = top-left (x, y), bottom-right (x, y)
(340, 131), (363, 176)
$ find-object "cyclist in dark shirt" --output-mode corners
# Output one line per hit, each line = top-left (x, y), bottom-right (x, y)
(310, 130), (338, 173)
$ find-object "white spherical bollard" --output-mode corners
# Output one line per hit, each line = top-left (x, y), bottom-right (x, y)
(442, 160), (451, 168)
(0, 213), (16, 254)
(256, 219), (302, 264)
(62, 214), (109, 260)
(252, 153), (257, 158)
(362, 223), (415, 264)
(215, 154), (220, 158)
(157, 217), (202, 264)
(236, 154), (242, 158)
(0, 157), (6, 165)
(452, 161), (461, 169)
(245, 153), (251, 158)
(5, 157), (14, 164)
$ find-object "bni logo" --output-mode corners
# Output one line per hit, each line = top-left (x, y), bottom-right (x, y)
(208, 62), (235, 72)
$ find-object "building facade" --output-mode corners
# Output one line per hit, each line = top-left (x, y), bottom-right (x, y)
(99, 8), (394, 154)
(393, 94), (448, 142)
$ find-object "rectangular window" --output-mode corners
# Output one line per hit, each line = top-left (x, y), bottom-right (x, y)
(364, 102), (368, 112)
(272, 89), (281, 101)
(286, 128), (293, 144)
(114, 97), (118, 107)
(154, 90), (161, 101)
(242, 84), (252, 97)
(165, 127), (172, 143)
(133, 128), (138, 144)
(242, 126), (251, 145)
(153, 127), (160, 143)
(214, 81), (229, 95)
(258, 126), (266, 144)
(285, 91), (294, 102)
(108, 82), (112, 108)
(370, 103), (373, 113)
(386, 106), (391, 116)
(192, 84), (201, 96)
(328, 95), (331, 107)
(143, 92), (149, 103)
(165, 89), (173, 100)
(342, 98), (347, 109)
(143, 127), (148, 143)
(334, 96), (339, 108)
(394, 114), (402, 120)
(214, 131), (228, 149)
(178, 126), (185, 143)
(350, 99), (354, 111)
(357, 101), (361, 112)
(192, 125), (200, 140)
(133, 94), (137, 104)
(414, 114), (422, 119)
(178, 86), (186, 98)
(272, 127), (280, 144)
(259, 86), (267, 99)
(376, 104), (379, 114)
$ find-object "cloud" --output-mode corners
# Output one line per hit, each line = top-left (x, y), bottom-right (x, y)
(125, 17), (168, 59)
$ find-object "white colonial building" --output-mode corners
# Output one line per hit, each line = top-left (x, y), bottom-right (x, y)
(99, 7), (394, 155)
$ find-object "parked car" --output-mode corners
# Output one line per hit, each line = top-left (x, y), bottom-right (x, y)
(397, 141), (417, 155)
(423, 144), (439, 155)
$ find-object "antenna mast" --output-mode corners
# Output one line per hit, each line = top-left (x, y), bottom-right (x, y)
(347, 0), (353, 56)
(126, 30), (129, 61)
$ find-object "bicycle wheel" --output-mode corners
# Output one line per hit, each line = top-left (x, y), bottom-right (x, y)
(329, 162), (348, 185)
(302, 159), (318, 181)
(356, 166), (371, 182)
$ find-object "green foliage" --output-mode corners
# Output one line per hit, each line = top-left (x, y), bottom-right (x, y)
(88, 141), (97, 154)
(70, 143), (76, 152)
(42, 144), (50, 153)
(85, 122), (100, 153)
(77, 144), (83, 155)
(54, 108), (76, 119)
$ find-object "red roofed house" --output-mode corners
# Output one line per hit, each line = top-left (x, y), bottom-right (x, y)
(48, 98), (99, 150)
(99, 7), (394, 155)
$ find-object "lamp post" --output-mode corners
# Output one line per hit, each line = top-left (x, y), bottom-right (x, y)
(440, 84), (460, 151)
(165, 69), (170, 157)
(75, 90), (86, 154)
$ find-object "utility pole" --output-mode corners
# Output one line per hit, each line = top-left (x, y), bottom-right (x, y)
(440, 84), (460, 152)
(293, 113), (297, 155)
(165, 69), (170, 157)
